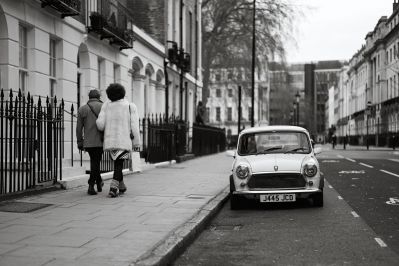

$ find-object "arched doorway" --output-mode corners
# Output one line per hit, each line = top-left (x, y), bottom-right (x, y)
(0, 4), (9, 90)
(131, 56), (143, 114)
(144, 63), (154, 115)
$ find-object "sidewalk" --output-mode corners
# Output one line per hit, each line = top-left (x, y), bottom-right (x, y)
(0, 152), (232, 266)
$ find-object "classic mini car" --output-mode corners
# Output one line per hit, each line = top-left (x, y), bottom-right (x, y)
(227, 125), (323, 209)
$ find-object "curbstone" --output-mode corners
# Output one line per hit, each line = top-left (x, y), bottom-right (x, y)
(133, 186), (230, 266)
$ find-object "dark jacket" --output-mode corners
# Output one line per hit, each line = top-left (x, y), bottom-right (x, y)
(76, 98), (103, 148)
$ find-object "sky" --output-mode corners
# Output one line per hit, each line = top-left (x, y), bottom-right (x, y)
(286, 0), (394, 63)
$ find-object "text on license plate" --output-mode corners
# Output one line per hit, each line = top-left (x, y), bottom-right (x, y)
(260, 194), (296, 202)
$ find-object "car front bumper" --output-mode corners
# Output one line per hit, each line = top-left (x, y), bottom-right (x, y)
(233, 188), (322, 200)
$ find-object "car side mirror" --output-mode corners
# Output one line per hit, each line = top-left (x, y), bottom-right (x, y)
(225, 150), (236, 158)
(314, 147), (322, 155)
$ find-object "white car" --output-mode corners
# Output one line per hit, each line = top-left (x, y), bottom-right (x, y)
(227, 125), (323, 209)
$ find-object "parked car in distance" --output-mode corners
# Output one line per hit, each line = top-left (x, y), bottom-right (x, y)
(227, 125), (323, 209)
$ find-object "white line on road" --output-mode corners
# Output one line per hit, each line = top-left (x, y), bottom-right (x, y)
(346, 157), (356, 162)
(328, 185), (333, 189)
(359, 162), (373, 168)
(351, 211), (359, 218)
(389, 159), (399, 163)
(380, 169), (399, 178)
(337, 155), (344, 158)
(375, 238), (388, 247)
(338, 196), (343, 200)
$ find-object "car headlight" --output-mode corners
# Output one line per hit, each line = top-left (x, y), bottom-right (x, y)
(236, 164), (251, 179)
(303, 163), (317, 177)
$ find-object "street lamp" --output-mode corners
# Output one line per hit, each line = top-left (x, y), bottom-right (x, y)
(295, 91), (300, 126)
(290, 110), (294, 125)
(293, 101), (297, 126)
(366, 101), (372, 150)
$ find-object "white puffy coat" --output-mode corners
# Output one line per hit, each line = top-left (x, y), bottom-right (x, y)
(96, 99), (141, 151)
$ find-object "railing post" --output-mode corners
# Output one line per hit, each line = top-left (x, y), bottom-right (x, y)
(71, 103), (74, 167)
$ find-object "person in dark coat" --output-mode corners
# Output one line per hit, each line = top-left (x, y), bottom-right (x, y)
(76, 90), (104, 195)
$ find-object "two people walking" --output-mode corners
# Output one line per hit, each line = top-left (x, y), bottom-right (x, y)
(76, 83), (141, 197)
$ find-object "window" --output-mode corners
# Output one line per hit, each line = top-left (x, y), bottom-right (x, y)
(114, 64), (120, 83)
(248, 107), (252, 121)
(227, 107), (232, 121)
(19, 24), (28, 94)
(228, 89), (233, 97)
(227, 72), (233, 80)
(98, 58), (104, 91)
(216, 107), (221, 121)
(49, 39), (57, 103)
(206, 107), (210, 122)
(216, 88), (221, 97)
(215, 74), (221, 81)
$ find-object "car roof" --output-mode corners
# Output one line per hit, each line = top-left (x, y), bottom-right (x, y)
(240, 125), (309, 135)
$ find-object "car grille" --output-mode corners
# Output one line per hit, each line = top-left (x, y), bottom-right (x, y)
(247, 173), (306, 189)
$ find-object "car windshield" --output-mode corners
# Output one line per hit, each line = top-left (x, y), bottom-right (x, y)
(237, 131), (311, 155)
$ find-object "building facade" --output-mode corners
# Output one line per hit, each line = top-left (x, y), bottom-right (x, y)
(335, 1), (399, 147)
(206, 61), (269, 144)
(0, 0), (202, 159)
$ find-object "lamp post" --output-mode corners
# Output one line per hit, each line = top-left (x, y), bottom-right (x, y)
(293, 101), (297, 126)
(295, 91), (300, 126)
(366, 101), (372, 150)
(250, 0), (256, 127)
(290, 110), (294, 125)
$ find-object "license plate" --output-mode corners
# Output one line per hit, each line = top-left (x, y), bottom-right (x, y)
(260, 194), (296, 202)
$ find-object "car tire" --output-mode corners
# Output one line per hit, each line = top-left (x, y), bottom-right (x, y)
(230, 194), (245, 210)
(312, 192), (324, 207)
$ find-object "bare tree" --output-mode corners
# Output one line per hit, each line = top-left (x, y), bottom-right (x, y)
(202, 0), (299, 105)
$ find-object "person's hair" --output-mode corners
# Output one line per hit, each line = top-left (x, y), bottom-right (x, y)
(88, 89), (101, 99)
(106, 83), (126, 101)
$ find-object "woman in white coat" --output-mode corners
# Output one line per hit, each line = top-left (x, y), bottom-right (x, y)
(96, 83), (141, 197)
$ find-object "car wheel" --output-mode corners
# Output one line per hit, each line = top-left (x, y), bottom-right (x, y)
(312, 192), (323, 207)
(230, 194), (241, 210)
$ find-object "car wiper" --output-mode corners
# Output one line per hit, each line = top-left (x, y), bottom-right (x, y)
(284, 147), (306, 153)
(256, 146), (282, 155)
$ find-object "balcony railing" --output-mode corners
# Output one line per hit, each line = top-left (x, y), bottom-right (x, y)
(88, 0), (133, 50)
(40, 0), (81, 18)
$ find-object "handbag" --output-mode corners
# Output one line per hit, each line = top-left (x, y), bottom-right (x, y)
(87, 103), (104, 141)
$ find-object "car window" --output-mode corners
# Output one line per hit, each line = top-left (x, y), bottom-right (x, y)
(238, 131), (311, 155)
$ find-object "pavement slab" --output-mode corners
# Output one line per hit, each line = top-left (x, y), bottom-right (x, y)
(0, 152), (232, 265)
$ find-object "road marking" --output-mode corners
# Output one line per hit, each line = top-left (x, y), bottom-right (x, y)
(386, 197), (399, 205)
(359, 162), (373, 168)
(339, 170), (365, 174)
(337, 155), (344, 158)
(380, 169), (399, 178)
(351, 211), (359, 218)
(338, 196), (343, 200)
(322, 160), (339, 163)
(375, 238), (387, 247)
(389, 159), (399, 163)
(345, 157), (356, 162)
(328, 185), (333, 189)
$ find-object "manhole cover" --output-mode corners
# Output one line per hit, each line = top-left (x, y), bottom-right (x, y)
(0, 201), (52, 213)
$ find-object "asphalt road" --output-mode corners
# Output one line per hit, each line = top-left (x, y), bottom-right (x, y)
(173, 146), (399, 266)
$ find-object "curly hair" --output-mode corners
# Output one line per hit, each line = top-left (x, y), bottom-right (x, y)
(106, 83), (126, 101)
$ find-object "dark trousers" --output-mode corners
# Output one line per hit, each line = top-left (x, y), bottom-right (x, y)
(113, 159), (124, 182)
(86, 147), (103, 185)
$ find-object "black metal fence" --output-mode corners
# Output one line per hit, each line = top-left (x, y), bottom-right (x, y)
(1, 89), (64, 195)
(192, 123), (226, 156)
(141, 114), (179, 164)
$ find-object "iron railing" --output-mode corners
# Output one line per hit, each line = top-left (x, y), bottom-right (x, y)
(1, 89), (64, 195)
(141, 114), (179, 164)
(192, 123), (226, 156)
